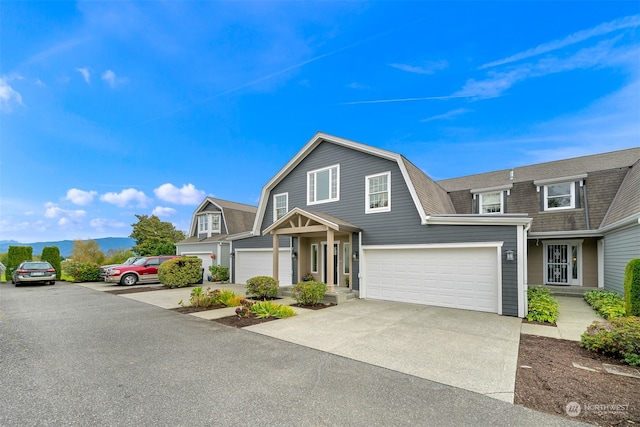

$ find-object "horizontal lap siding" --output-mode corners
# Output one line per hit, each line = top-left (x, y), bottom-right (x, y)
(604, 225), (640, 294)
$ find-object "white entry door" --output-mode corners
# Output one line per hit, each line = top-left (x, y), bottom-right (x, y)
(545, 243), (580, 285)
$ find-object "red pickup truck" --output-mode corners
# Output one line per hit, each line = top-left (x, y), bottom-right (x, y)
(104, 255), (178, 286)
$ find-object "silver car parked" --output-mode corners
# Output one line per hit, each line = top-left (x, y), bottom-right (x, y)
(12, 261), (56, 286)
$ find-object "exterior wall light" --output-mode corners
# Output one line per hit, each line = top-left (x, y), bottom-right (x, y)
(505, 250), (515, 262)
(352, 251), (359, 261)
(291, 251), (297, 259)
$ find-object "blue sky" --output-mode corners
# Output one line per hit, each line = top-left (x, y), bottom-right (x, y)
(1, 1), (639, 243)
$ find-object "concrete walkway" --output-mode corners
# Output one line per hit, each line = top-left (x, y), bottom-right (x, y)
(520, 296), (602, 341)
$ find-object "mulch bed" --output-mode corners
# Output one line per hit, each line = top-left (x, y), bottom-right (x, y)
(515, 334), (639, 425)
(212, 315), (279, 328)
(291, 303), (336, 310)
(105, 286), (166, 295)
(170, 305), (226, 314)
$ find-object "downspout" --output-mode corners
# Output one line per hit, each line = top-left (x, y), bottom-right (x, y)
(583, 183), (590, 230)
(522, 220), (532, 317)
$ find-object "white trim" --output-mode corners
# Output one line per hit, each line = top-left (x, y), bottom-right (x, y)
(533, 174), (587, 186)
(496, 245), (503, 316)
(273, 192), (288, 222)
(598, 213), (640, 233)
(358, 231), (364, 298)
(597, 239), (604, 289)
(542, 182), (576, 211)
(361, 242), (504, 250)
(365, 171), (391, 214)
(516, 225), (525, 317)
(470, 183), (513, 194)
(343, 242), (350, 275)
(425, 215), (532, 226)
(310, 243), (318, 274)
(478, 191), (504, 214)
(307, 164), (340, 205)
(529, 230), (603, 238)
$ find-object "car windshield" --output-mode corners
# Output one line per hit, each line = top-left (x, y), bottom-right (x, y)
(23, 262), (51, 270)
(123, 257), (137, 265)
(133, 258), (148, 266)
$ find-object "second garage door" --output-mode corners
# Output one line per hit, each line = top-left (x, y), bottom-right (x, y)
(363, 246), (499, 313)
(235, 249), (293, 286)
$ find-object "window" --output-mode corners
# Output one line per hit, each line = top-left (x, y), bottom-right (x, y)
(308, 165), (339, 204)
(273, 193), (288, 222)
(311, 244), (318, 273)
(343, 243), (350, 274)
(198, 215), (208, 233)
(366, 172), (391, 213)
(480, 191), (502, 214)
(544, 183), (575, 210)
(211, 214), (221, 233)
(198, 213), (221, 235)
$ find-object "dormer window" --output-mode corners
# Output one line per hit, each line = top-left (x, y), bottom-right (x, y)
(198, 213), (221, 236)
(198, 215), (208, 233)
(479, 191), (502, 214)
(544, 183), (575, 210)
(366, 171), (391, 213)
(273, 193), (288, 222)
(308, 165), (339, 205)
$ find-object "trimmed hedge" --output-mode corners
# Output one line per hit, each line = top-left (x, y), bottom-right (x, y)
(581, 316), (640, 366)
(62, 260), (101, 282)
(624, 258), (640, 316)
(159, 256), (203, 288)
(245, 276), (278, 299)
(291, 281), (327, 305)
(41, 246), (62, 280)
(7, 246), (33, 275)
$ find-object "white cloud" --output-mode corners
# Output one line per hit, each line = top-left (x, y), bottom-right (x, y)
(421, 108), (471, 122)
(100, 188), (151, 207)
(481, 14), (640, 69)
(77, 67), (91, 84)
(102, 70), (119, 88)
(90, 218), (127, 232)
(154, 183), (204, 205)
(65, 188), (98, 205)
(0, 76), (24, 112)
(390, 60), (448, 75)
(44, 202), (86, 225)
(152, 206), (177, 217)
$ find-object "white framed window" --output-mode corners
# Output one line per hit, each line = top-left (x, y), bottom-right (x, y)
(273, 193), (288, 222)
(308, 164), (339, 205)
(544, 182), (575, 210)
(198, 215), (208, 233)
(311, 244), (318, 273)
(366, 171), (391, 213)
(211, 213), (221, 233)
(480, 191), (503, 214)
(343, 243), (350, 275)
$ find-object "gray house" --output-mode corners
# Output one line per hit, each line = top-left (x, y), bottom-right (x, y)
(176, 197), (256, 278)
(438, 149), (640, 295)
(230, 133), (531, 317)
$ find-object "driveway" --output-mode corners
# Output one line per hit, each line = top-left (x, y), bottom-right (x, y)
(248, 299), (522, 402)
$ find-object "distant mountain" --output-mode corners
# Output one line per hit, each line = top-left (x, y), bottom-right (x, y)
(0, 237), (135, 257)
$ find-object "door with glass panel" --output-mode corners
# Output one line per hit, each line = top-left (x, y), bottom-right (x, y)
(545, 244), (579, 285)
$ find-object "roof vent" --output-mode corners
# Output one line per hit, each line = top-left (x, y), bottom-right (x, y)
(509, 169), (514, 181)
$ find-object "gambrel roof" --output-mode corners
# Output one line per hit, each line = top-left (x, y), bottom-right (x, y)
(183, 197), (257, 240)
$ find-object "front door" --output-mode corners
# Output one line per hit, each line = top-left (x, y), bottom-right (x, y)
(545, 243), (580, 285)
(322, 243), (339, 285)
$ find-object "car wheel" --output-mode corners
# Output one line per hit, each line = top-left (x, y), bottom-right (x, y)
(121, 274), (138, 286)
(48, 281), (55, 285)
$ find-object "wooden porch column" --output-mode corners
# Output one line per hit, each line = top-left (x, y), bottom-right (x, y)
(348, 232), (353, 289)
(272, 233), (279, 284)
(327, 228), (335, 292)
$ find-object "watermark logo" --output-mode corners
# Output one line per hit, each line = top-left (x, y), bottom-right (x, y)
(565, 402), (581, 417)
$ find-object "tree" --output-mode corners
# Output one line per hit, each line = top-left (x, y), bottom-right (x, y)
(104, 247), (137, 265)
(41, 246), (62, 280)
(70, 239), (105, 264)
(130, 214), (186, 256)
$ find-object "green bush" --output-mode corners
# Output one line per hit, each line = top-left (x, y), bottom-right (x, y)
(208, 265), (229, 282)
(624, 258), (640, 316)
(159, 257), (203, 288)
(581, 316), (640, 366)
(526, 286), (559, 323)
(41, 246), (62, 280)
(181, 287), (243, 308)
(7, 246), (33, 276)
(250, 300), (296, 319)
(245, 276), (278, 299)
(291, 281), (327, 305)
(61, 260), (102, 282)
(583, 289), (626, 319)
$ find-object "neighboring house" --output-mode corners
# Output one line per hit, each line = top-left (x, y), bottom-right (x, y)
(176, 197), (257, 279)
(438, 149), (640, 294)
(230, 133), (532, 317)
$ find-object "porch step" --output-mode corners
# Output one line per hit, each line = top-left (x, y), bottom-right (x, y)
(278, 286), (357, 305)
(537, 285), (593, 298)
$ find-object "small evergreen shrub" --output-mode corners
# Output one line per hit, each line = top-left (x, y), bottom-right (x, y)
(583, 289), (627, 319)
(526, 286), (559, 323)
(159, 257), (202, 288)
(624, 258), (640, 316)
(41, 246), (62, 280)
(250, 300), (296, 318)
(245, 276), (278, 299)
(7, 246), (33, 276)
(581, 316), (640, 366)
(208, 265), (229, 282)
(61, 260), (102, 282)
(291, 281), (327, 305)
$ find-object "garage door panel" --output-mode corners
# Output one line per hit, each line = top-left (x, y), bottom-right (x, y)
(364, 247), (499, 313)
(235, 250), (292, 286)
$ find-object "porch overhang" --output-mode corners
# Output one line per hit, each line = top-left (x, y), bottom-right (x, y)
(262, 207), (361, 236)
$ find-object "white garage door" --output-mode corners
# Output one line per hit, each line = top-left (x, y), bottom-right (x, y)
(235, 249), (292, 286)
(364, 246), (499, 313)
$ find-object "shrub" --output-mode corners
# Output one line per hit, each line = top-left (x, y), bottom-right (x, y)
(624, 258), (640, 316)
(583, 289), (627, 319)
(526, 286), (559, 323)
(41, 246), (62, 280)
(245, 276), (278, 299)
(208, 265), (229, 282)
(581, 316), (640, 366)
(235, 299), (254, 317)
(181, 287), (242, 308)
(250, 300), (296, 319)
(291, 281), (327, 305)
(7, 246), (33, 276)
(61, 260), (102, 282)
(159, 257), (203, 288)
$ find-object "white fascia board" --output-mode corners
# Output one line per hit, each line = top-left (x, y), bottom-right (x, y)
(262, 207), (339, 235)
(470, 183), (513, 194)
(533, 174), (588, 186)
(226, 231), (254, 241)
(361, 242), (504, 250)
(424, 215), (532, 227)
(528, 230), (604, 239)
(598, 213), (640, 234)
(395, 159), (429, 225)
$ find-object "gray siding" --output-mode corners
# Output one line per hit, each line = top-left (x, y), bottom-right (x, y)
(604, 224), (640, 294)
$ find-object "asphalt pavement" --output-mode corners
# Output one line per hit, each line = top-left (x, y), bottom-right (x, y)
(0, 282), (588, 426)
